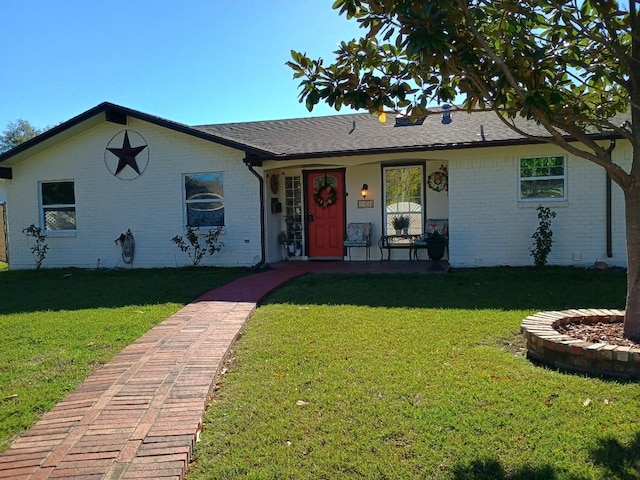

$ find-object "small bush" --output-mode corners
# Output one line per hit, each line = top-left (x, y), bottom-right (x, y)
(531, 205), (557, 268)
(171, 226), (224, 266)
(22, 224), (48, 269)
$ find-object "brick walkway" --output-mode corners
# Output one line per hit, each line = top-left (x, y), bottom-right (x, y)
(0, 261), (446, 479)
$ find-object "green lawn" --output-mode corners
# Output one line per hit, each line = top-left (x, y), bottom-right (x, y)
(0, 266), (248, 452)
(187, 267), (639, 480)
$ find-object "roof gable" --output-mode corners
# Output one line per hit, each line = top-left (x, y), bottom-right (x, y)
(0, 102), (273, 165)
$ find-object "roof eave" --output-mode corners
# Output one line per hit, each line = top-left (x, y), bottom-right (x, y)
(251, 132), (624, 162)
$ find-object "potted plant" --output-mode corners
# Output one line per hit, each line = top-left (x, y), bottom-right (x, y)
(425, 230), (447, 261)
(278, 231), (287, 245)
(391, 215), (410, 235)
(295, 242), (302, 257)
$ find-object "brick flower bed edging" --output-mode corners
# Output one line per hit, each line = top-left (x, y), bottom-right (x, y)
(520, 309), (640, 380)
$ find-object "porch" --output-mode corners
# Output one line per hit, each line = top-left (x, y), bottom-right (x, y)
(265, 161), (449, 264)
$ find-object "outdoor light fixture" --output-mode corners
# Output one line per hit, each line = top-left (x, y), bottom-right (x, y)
(361, 184), (369, 199)
(441, 104), (452, 125)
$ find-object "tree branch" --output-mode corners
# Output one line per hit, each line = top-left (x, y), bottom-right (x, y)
(453, 0), (529, 102)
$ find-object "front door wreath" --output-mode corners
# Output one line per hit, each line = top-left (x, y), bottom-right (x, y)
(314, 180), (337, 208)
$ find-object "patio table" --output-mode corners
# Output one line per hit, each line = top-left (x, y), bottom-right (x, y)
(378, 234), (425, 261)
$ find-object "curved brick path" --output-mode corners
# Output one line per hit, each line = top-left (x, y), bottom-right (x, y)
(0, 260), (445, 479)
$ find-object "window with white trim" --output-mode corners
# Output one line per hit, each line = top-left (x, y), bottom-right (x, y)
(519, 155), (566, 200)
(383, 165), (424, 235)
(40, 181), (76, 231)
(184, 173), (224, 227)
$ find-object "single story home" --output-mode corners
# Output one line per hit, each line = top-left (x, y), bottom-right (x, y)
(0, 102), (629, 269)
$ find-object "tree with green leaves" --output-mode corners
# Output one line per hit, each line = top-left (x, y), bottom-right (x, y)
(288, 0), (640, 340)
(0, 119), (41, 153)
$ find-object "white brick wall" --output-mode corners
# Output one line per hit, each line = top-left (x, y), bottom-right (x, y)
(450, 144), (629, 268)
(5, 116), (631, 270)
(6, 119), (262, 269)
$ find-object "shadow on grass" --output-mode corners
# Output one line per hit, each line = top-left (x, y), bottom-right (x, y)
(449, 432), (640, 479)
(0, 267), (250, 315)
(446, 431), (640, 480)
(263, 267), (626, 312)
(450, 458), (583, 480)
(0, 266), (627, 317)
(589, 432), (640, 480)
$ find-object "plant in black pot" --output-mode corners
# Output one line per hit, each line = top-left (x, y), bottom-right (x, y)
(425, 230), (447, 262)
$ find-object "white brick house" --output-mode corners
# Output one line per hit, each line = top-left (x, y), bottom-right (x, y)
(0, 102), (629, 269)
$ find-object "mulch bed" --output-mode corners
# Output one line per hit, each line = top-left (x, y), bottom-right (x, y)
(557, 321), (640, 348)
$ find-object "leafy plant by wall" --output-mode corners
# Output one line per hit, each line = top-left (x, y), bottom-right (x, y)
(22, 224), (48, 269)
(171, 227), (224, 266)
(531, 206), (557, 268)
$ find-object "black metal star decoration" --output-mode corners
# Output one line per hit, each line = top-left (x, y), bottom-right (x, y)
(107, 130), (147, 175)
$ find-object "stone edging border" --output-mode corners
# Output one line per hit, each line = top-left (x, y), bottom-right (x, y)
(520, 309), (640, 380)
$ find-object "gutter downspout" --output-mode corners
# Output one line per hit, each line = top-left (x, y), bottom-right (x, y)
(244, 156), (266, 269)
(606, 173), (613, 258)
(606, 140), (616, 258)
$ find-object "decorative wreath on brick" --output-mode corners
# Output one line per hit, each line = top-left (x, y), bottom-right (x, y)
(427, 164), (448, 192)
(314, 184), (337, 208)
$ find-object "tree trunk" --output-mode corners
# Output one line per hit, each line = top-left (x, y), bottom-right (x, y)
(624, 0), (640, 340)
(624, 184), (640, 340)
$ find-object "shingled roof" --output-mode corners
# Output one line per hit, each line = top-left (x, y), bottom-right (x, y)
(194, 109), (560, 160)
(0, 102), (626, 169)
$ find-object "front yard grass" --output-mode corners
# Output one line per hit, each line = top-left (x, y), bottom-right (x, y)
(0, 267), (248, 452)
(187, 267), (639, 480)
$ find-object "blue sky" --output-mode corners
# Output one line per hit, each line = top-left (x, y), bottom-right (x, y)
(1, 1), (363, 131)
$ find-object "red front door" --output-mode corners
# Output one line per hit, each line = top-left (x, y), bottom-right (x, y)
(305, 170), (345, 258)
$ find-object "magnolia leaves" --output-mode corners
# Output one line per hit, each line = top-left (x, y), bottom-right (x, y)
(288, 0), (630, 132)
